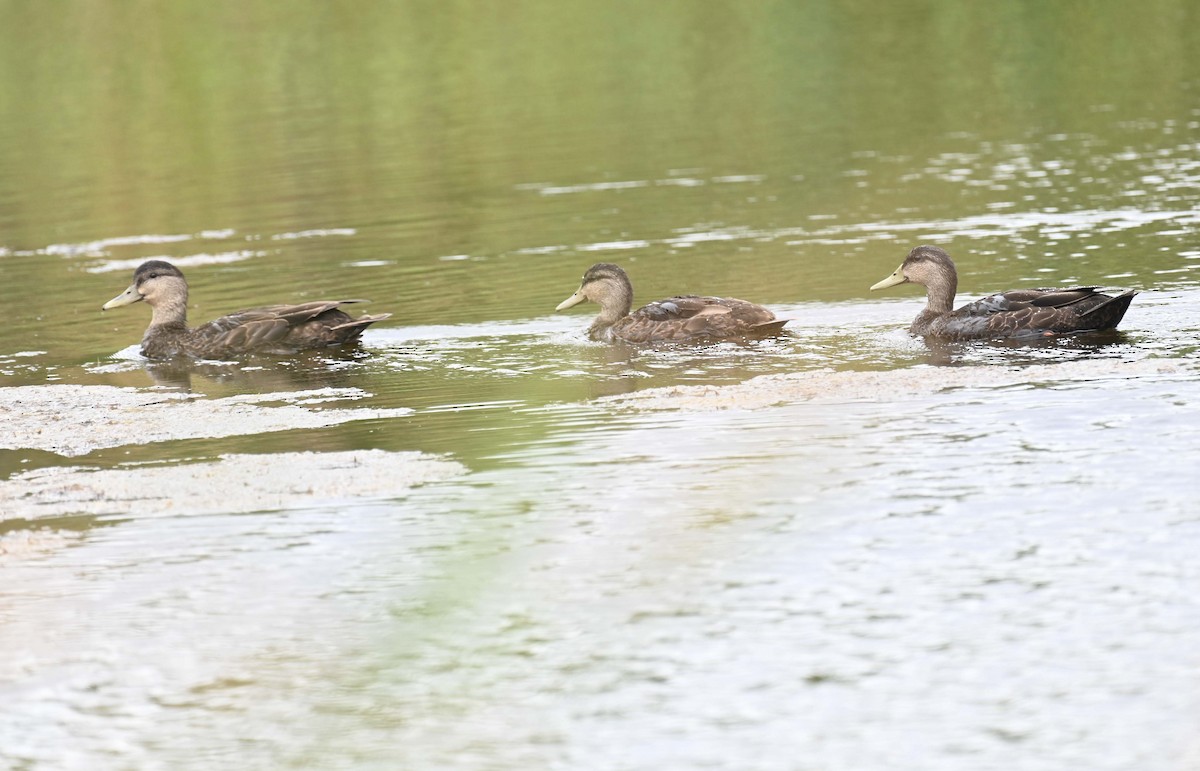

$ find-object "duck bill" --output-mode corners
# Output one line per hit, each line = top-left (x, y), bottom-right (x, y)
(555, 287), (586, 311)
(102, 283), (143, 310)
(870, 264), (908, 291)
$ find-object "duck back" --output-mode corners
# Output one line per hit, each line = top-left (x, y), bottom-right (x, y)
(145, 301), (389, 358)
(921, 287), (1137, 339)
(609, 295), (785, 343)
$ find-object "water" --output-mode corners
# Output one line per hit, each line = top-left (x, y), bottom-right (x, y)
(3, 2), (1200, 769)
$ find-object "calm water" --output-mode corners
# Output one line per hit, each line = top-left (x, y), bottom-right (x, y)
(2, 3), (1200, 769)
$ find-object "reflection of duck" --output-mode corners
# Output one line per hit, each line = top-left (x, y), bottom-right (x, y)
(871, 246), (1137, 340)
(102, 260), (391, 359)
(555, 262), (788, 342)
(139, 353), (365, 391)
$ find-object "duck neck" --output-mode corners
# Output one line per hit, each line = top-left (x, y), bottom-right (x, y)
(924, 275), (956, 315)
(588, 290), (632, 337)
(588, 305), (627, 339)
(147, 295), (189, 330)
(597, 300), (633, 324)
(908, 279), (955, 336)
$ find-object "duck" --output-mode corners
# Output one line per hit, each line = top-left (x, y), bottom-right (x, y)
(870, 245), (1137, 340)
(102, 260), (392, 359)
(555, 262), (788, 343)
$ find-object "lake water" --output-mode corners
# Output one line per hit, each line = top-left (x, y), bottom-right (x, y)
(2, 3), (1200, 769)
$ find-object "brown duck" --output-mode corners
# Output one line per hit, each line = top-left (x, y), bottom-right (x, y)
(555, 262), (788, 343)
(102, 260), (391, 359)
(870, 245), (1137, 340)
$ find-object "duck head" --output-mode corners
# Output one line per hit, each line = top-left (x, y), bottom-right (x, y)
(871, 245), (959, 315)
(555, 262), (634, 320)
(102, 260), (188, 311)
(871, 246), (958, 291)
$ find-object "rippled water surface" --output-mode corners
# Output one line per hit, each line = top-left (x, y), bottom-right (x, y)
(3, 3), (1200, 770)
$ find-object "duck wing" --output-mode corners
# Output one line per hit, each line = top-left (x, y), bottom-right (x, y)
(612, 295), (785, 342)
(191, 300), (390, 355)
(937, 287), (1137, 339)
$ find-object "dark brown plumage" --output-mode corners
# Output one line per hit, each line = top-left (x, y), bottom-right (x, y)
(870, 245), (1137, 340)
(102, 260), (391, 359)
(555, 262), (788, 343)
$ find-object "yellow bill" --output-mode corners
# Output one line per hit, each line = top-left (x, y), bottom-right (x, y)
(555, 286), (586, 311)
(102, 283), (143, 310)
(870, 264), (908, 291)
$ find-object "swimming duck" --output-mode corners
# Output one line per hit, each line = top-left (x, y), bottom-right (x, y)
(102, 260), (391, 359)
(870, 245), (1137, 340)
(555, 262), (788, 343)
